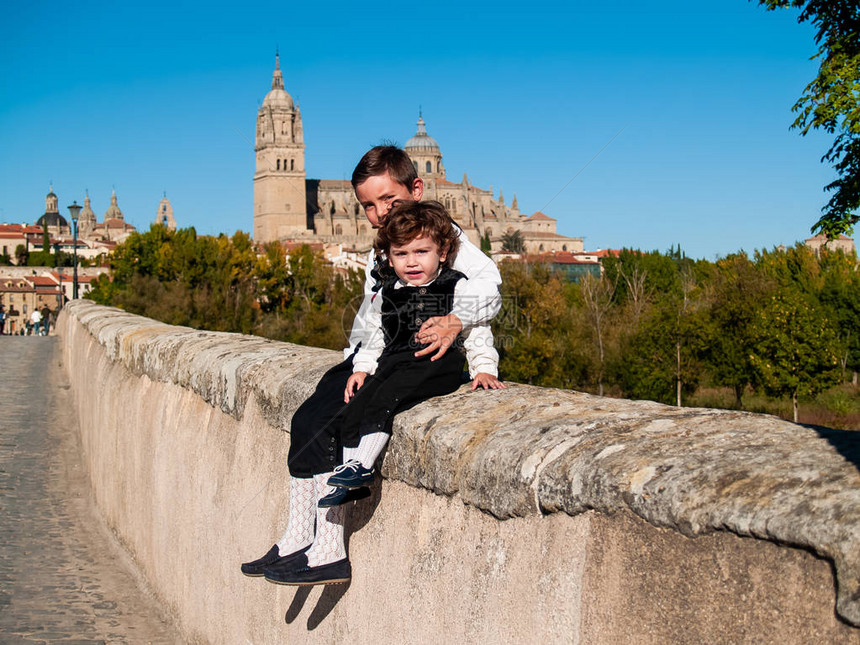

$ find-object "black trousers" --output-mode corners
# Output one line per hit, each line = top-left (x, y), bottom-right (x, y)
(288, 348), (465, 477)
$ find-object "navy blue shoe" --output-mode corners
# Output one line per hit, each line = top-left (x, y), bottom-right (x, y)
(242, 544), (308, 577)
(265, 558), (351, 586)
(327, 460), (375, 489)
(318, 486), (371, 508)
(263, 550), (309, 580)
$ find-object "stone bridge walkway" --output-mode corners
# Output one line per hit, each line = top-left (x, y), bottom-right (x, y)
(0, 336), (184, 644)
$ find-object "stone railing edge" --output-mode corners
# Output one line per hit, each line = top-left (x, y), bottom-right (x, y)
(60, 299), (860, 627)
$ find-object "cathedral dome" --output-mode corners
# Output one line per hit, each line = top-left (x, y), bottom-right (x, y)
(37, 184), (68, 230)
(405, 115), (440, 152)
(36, 212), (68, 229)
(263, 54), (294, 110)
(104, 190), (124, 221)
(263, 87), (294, 110)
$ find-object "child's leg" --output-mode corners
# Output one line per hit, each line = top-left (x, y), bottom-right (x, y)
(241, 475), (316, 576)
(263, 472), (352, 584)
(306, 473), (348, 567)
(353, 432), (389, 470)
(275, 476), (316, 556)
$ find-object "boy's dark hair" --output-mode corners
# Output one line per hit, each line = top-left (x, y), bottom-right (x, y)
(374, 200), (459, 268)
(351, 145), (419, 190)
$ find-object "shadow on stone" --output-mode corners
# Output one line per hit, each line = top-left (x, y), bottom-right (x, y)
(284, 586), (312, 624)
(307, 581), (350, 629)
(811, 425), (860, 475)
(345, 476), (383, 538)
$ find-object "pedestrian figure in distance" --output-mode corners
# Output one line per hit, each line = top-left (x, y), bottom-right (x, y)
(30, 308), (42, 337)
(40, 305), (51, 336)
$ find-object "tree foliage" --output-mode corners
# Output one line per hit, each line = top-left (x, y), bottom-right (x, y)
(87, 225), (363, 349)
(749, 288), (842, 421)
(501, 229), (526, 254)
(495, 242), (857, 423)
(759, 0), (860, 237)
(89, 227), (858, 426)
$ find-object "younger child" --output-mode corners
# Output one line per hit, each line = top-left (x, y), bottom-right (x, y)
(242, 200), (494, 586)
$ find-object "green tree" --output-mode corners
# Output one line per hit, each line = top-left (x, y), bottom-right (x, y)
(27, 251), (54, 267)
(480, 231), (492, 255)
(14, 244), (28, 266)
(579, 272), (617, 396)
(495, 261), (588, 388)
(817, 246), (860, 382)
(501, 229), (526, 254)
(749, 288), (842, 422)
(704, 252), (775, 406)
(607, 248), (710, 406)
(89, 226), (366, 351)
(759, 0), (860, 237)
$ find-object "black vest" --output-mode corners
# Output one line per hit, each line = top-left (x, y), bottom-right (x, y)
(379, 268), (466, 356)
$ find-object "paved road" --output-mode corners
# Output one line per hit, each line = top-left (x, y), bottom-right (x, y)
(0, 336), (184, 644)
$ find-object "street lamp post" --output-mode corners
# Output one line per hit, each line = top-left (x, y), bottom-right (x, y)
(56, 266), (64, 310)
(67, 202), (81, 299)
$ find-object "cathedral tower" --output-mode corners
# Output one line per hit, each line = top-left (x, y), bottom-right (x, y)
(155, 195), (177, 231)
(404, 112), (445, 181)
(78, 192), (97, 238)
(253, 54), (308, 242)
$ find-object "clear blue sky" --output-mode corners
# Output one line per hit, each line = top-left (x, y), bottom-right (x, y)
(0, 0), (834, 260)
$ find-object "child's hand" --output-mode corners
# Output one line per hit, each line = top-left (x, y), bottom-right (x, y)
(344, 372), (368, 402)
(414, 314), (463, 360)
(471, 373), (506, 391)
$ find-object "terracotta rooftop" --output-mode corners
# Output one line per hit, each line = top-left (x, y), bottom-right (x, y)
(0, 224), (43, 234)
(29, 276), (59, 287)
(526, 211), (555, 221)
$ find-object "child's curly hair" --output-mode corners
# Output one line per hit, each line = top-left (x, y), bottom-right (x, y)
(373, 200), (460, 268)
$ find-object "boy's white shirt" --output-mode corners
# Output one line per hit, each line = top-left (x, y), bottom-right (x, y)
(352, 275), (499, 378)
(345, 225), (501, 363)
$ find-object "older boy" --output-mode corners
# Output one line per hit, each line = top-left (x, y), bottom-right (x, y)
(349, 145), (503, 381)
(287, 146), (504, 492)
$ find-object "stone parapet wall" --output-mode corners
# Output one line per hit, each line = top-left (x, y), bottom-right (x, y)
(57, 300), (860, 643)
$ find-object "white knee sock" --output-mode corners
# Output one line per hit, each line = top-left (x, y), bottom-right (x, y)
(306, 473), (347, 567)
(354, 432), (389, 470)
(343, 445), (359, 464)
(276, 476), (316, 557)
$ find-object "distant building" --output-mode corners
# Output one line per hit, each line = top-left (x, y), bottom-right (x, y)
(804, 233), (856, 257)
(0, 224), (43, 262)
(25, 187), (147, 254)
(35, 186), (70, 236)
(495, 249), (606, 282)
(253, 54), (307, 242)
(253, 57), (583, 254)
(89, 190), (136, 243)
(77, 193), (98, 238)
(0, 274), (62, 333)
(154, 196), (177, 231)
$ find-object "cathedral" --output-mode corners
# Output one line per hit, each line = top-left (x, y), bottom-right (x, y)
(253, 57), (583, 254)
(33, 187), (177, 248)
(36, 188), (137, 243)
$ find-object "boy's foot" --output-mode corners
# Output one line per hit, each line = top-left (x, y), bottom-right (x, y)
(327, 460), (374, 489)
(262, 550), (309, 579)
(318, 486), (371, 508)
(241, 544), (309, 577)
(265, 558), (351, 586)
